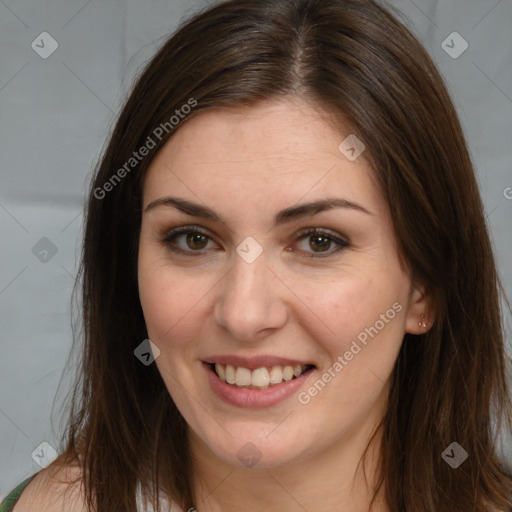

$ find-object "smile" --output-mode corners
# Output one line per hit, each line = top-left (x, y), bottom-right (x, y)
(202, 359), (317, 408)
(212, 363), (315, 389)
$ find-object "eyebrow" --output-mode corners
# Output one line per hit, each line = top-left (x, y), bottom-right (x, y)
(144, 196), (373, 227)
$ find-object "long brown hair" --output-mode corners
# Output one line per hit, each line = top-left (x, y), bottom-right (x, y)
(48, 0), (512, 510)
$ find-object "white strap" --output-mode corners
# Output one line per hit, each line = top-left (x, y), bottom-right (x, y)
(135, 480), (183, 512)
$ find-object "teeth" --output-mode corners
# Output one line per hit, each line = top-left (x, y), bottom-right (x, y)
(214, 363), (311, 389)
(269, 366), (282, 384)
(216, 363), (226, 381)
(282, 366), (294, 381)
(252, 367), (270, 387)
(225, 364), (236, 384)
(235, 367), (252, 386)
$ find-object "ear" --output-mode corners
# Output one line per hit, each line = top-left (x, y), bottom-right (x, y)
(405, 284), (435, 335)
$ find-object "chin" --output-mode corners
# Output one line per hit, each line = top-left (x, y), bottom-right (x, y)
(194, 421), (312, 470)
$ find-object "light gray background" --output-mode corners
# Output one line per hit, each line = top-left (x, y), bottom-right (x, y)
(1, 0), (511, 499)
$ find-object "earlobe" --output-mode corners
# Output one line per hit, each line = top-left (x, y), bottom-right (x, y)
(405, 285), (434, 334)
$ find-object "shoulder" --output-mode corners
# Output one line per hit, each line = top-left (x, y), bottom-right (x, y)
(11, 463), (89, 512)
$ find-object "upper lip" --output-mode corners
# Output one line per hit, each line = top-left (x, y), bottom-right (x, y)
(203, 355), (316, 370)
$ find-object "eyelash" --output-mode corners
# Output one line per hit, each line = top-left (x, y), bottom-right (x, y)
(159, 225), (350, 259)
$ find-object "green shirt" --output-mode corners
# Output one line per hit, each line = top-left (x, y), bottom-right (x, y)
(0, 473), (174, 512)
(0, 473), (40, 512)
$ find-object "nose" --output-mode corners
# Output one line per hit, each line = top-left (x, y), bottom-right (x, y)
(213, 247), (288, 343)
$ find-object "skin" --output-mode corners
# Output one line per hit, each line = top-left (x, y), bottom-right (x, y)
(137, 97), (433, 512)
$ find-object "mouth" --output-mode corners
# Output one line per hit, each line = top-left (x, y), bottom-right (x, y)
(207, 362), (316, 390)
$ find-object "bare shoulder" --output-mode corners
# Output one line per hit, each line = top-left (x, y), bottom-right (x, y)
(13, 463), (90, 512)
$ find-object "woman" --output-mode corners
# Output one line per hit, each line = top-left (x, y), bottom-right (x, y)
(2, 0), (511, 510)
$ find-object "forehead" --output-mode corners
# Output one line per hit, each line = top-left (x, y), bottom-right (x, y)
(142, 99), (386, 219)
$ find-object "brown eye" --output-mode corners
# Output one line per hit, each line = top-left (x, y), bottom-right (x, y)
(160, 225), (349, 259)
(183, 233), (209, 250)
(161, 226), (216, 255)
(294, 228), (349, 258)
(309, 235), (331, 252)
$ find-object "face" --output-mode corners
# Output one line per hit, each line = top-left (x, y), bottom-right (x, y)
(138, 98), (426, 470)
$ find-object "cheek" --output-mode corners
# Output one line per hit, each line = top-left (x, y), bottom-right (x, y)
(138, 245), (199, 341)
(302, 271), (407, 359)
(139, 269), (198, 340)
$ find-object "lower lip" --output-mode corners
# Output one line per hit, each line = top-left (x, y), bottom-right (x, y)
(203, 362), (315, 408)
